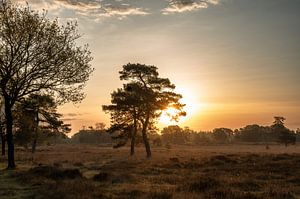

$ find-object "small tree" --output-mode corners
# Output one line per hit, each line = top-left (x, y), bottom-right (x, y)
(273, 116), (286, 127)
(14, 94), (70, 153)
(0, 1), (93, 168)
(236, 124), (271, 142)
(296, 128), (300, 143)
(212, 128), (233, 143)
(104, 63), (185, 157)
(103, 83), (143, 155)
(271, 116), (296, 147)
(95, 122), (106, 130)
(161, 125), (187, 145)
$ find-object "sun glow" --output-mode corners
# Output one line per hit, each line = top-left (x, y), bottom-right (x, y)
(158, 86), (204, 126)
(159, 107), (181, 125)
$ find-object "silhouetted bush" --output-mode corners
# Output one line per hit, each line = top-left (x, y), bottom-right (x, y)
(26, 166), (82, 180)
(71, 130), (112, 144)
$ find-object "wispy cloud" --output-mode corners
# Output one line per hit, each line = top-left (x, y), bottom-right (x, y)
(11, 0), (148, 20)
(162, 0), (220, 14)
(80, 4), (149, 20)
(64, 113), (81, 117)
(55, 0), (102, 12)
(62, 112), (87, 121)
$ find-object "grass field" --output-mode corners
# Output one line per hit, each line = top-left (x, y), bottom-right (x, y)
(0, 144), (299, 199)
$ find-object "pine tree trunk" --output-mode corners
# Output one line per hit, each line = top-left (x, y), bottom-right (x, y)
(142, 115), (151, 158)
(130, 119), (137, 156)
(4, 97), (15, 169)
(130, 111), (138, 156)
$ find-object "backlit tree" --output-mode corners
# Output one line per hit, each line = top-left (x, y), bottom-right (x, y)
(0, 1), (93, 168)
(104, 63), (185, 158)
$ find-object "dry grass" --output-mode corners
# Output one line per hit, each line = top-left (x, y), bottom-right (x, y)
(0, 144), (300, 199)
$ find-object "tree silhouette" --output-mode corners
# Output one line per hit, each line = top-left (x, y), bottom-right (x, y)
(236, 124), (271, 142)
(273, 116), (286, 127)
(0, 1), (93, 168)
(103, 83), (143, 155)
(271, 116), (296, 147)
(212, 128), (233, 143)
(14, 94), (70, 153)
(95, 122), (106, 130)
(161, 125), (188, 145)
(104, 63), (185, 157)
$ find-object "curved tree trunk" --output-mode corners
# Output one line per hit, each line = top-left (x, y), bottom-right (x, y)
(142, 128), (151, 158)
(4, 97), (15, 169)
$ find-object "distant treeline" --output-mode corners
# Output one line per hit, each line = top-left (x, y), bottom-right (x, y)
(71, 129), (112, 145)
(69, 117), (299, 147)
(16, 117), (296, 147)
(156, 124), (299, 146)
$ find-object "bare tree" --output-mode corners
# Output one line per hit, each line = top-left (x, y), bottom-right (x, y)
(0, 1), (93, 168)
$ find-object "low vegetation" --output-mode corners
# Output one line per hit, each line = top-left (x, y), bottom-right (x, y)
(0, 144), (299, 199)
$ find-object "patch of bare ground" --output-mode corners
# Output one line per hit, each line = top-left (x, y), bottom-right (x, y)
(0, 144), (299, 198)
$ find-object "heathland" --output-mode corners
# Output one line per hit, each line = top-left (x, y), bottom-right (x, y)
(0, 144), (299, 199)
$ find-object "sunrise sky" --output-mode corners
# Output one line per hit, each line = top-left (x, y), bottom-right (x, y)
(12, 0), (300, 134)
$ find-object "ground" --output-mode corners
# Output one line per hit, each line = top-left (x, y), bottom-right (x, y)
(0, 144), (299, 199)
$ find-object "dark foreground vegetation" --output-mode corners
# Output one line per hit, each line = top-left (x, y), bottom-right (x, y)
(0, 144), (299, 199)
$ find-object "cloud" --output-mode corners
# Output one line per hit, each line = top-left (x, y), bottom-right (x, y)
(11, 0), (220, 20)
(92, 4), (149, 20)
(55, 0), (102, 12)
(162, 0), (220, 14)
(64, 113), (80, 117)
(11, 0), (148, 20)
(62, 112), (86, 121)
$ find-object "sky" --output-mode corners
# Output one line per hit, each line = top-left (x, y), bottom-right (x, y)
(12, 0), (300, 134)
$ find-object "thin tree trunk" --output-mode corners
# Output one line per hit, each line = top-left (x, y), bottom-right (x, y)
(130, 111), (138, 156)
(32, 111), (39, 154)
(31, 136), (37, 154)
(130, 130), (135, 156)
(4, 97), (15, 169)
(1, 129), (5, 156)
(130, 119), (137, 156)
(142, 114), (151, 158)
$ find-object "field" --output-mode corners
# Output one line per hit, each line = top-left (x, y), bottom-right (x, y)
(0, 144), (300, 199)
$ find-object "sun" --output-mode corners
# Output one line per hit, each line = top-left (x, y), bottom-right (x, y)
(159, 107), (183, 125)
(158, 86), (203, 126)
